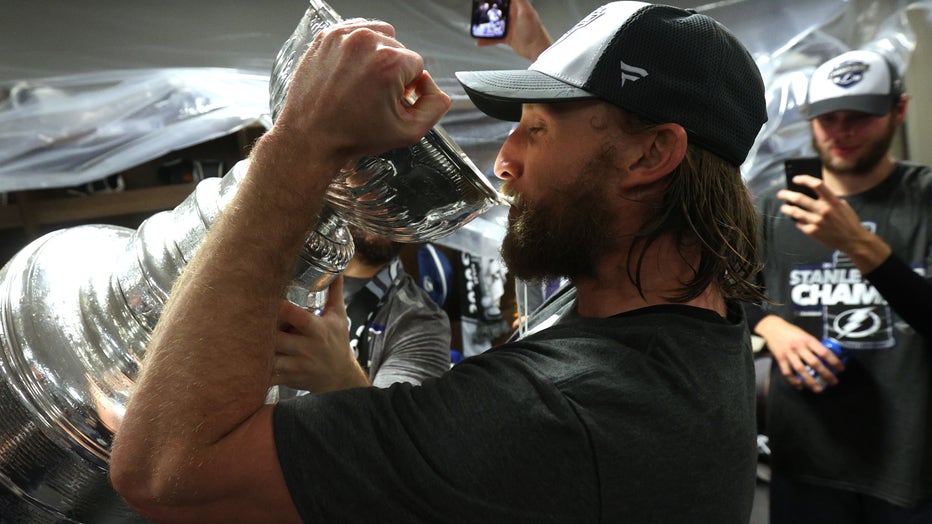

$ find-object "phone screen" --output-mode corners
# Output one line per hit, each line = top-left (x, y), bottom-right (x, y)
(471, 1), (509, 39)
(783, 157), (822, 200)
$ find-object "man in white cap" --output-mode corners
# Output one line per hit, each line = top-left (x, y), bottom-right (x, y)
(110, 3), (768, 522)
(748, 49), (932, 522)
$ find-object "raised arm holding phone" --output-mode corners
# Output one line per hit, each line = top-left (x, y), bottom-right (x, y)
(473, 0), (551, 61)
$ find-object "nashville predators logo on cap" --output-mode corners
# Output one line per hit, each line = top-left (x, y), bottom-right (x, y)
(829, 60), (870, 89)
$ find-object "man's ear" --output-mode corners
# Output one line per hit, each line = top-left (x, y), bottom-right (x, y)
(892, 94), (909, 125)
(626, 123), (688, 185)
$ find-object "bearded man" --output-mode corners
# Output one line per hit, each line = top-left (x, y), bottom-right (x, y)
(111, 3), (769, 522)
(747, 49), (932, 523)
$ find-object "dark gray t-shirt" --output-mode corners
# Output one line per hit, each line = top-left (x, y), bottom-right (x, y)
(755, 162), (932, 506)
(273, 304), (756, 523)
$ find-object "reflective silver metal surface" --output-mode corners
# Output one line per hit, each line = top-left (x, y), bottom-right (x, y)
(0, 165), (245, 522)
(0, 1), (500, 520)
(272, 0), (501, 239)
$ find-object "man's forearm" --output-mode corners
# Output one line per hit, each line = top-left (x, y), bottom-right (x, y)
(111, 20), (451, 513)
(865, 253), (932, 339)
(112, 129), (345, 491)
(841, 230), (892, 275)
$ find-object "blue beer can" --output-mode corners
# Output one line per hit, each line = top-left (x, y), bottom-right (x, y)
(821, 338), (850, 364)
(799, 338), (850, 388)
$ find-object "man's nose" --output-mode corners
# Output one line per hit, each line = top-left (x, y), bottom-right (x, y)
(494, 130), (523, 181)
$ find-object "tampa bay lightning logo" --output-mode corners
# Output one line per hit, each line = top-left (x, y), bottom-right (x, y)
(832, 307), (882, 339)
(829, 60), (870, 89)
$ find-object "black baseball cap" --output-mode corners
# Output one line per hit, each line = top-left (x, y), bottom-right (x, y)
(455, 1), (767, 166)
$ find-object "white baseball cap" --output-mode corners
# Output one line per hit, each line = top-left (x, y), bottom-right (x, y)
(802, 49), (903, 119)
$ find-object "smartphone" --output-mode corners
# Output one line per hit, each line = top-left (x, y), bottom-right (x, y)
(471, 0), (510, 39)
(783, 157), (822, 199)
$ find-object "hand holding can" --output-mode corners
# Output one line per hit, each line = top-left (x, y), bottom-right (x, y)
(798, 338), (850, 389)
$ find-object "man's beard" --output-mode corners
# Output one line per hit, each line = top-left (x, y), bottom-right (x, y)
(501, 153), (617, 282)
(349, 226), (400, 266)
(814, 118), (897, 175)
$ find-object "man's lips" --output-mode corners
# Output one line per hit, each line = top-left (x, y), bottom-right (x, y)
(831, 145), (859, 156)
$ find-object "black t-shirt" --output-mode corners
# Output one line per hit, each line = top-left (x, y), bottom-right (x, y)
(273, 303), (756, 523)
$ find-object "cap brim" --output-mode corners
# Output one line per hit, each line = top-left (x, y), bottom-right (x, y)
(455, 70), (596, 121)
(804, 94), (894, 119)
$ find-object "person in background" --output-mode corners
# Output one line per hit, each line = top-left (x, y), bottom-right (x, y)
(474, 0), (551, 62)
(275, 225), (451, 396)
(110, 3), (768, 521)
(746, 49), (932, 523)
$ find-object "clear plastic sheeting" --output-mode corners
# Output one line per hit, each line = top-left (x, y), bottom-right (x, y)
(0, 68), (271, 192)
(0, 0), (930, 256)
(716, 0), (932, 196)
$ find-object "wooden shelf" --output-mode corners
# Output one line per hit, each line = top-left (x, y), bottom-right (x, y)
(0, 125), (265, 264)
(1, 183), (196, 237)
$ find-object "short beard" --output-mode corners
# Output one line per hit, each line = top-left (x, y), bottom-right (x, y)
(501, 152), (617, 283)
(814, 118), (897, 175)
(349, 226), (401, 267)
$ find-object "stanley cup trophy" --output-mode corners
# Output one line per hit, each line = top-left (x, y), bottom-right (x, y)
(0, 1), (501, 521)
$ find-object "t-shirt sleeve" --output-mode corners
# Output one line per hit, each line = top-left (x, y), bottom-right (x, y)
(272, 350), (598, 523)
(370, 283), (451, 388)
(864, 252), (932, 339)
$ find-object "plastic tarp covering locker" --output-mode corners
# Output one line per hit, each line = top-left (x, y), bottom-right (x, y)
(1, 0), (931, 257)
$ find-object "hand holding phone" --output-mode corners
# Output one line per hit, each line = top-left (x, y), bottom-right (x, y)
(783, 157), (822, 200)
(471, 1), (510, 39)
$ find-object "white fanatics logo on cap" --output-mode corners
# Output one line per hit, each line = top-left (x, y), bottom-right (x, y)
(531, 2), (649, 92)
(619, 61), (648, 87)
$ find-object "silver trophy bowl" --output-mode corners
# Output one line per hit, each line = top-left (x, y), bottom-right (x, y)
(0, 0), (499, 520)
